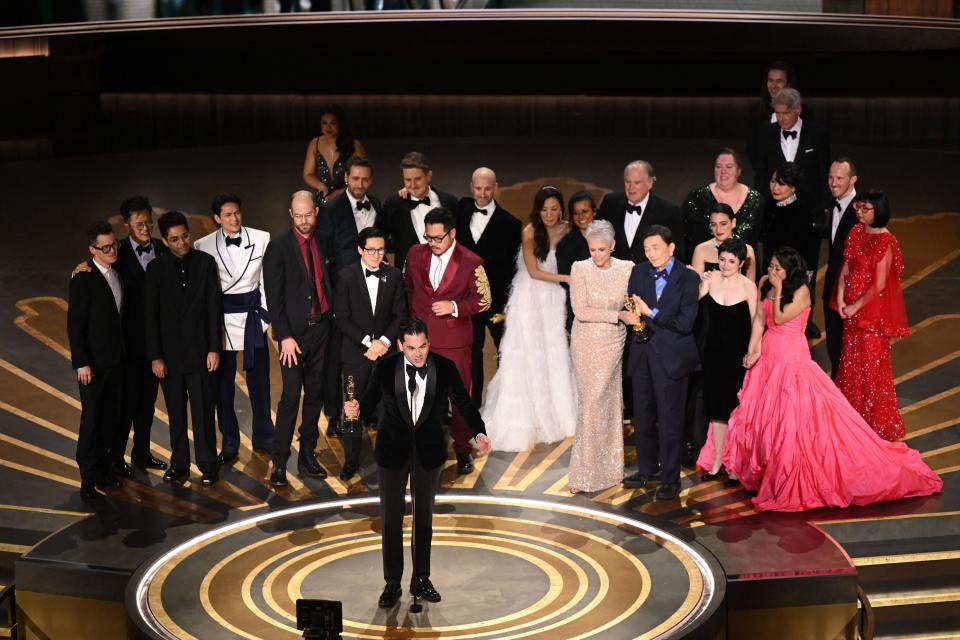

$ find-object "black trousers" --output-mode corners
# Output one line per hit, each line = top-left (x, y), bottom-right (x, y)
(469, 313), (505, 406)
(340, 359), (377, 469)
(378, 453), (443, 588)
(161, 370), (219, 475)
(77, 363), (124, 482)
(323, 322), (342, 425)
(115, 357), (159, 464)
(631, 347), (688, 488)
(824, 306), (844, 377)
(217, 343), (274, 455)
(272, 318), (329, 465)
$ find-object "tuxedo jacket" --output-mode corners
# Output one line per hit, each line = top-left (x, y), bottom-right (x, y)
(383, 189), (458, 270)
(194, 226), (270, 351)
(116, 237), (167, 362)
(263, 229), (334, 343)
(68, 259), (125, 372)
(333, 261), (407, 364)
(597, 192), (686, 263)
(144, 250), (222, 375)
(361, 352), (485, 470)
(324, 191), (385, 272)
(754, 118), (832, 204)
(817, 197), (859, 305)
(626, 260), (701, 380)
(403, 242), (491, 350)
(455, 198), (522, 316)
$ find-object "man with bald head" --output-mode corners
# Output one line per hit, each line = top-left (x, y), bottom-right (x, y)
(263, 190), (335, 487)
(456, 167), (522, 405)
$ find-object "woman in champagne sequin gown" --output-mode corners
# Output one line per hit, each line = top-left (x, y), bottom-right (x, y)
(567, 221), (635, 492)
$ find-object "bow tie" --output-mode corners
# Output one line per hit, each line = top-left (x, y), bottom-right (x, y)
(833, 199), (843, 211)
(782, 129), (798, 140)
(406, 363), (427, 393)
(626, 205), (642, 215)
(473, 206), (489, 216)
(651, 268), (668, 280)
(225, 236), (242, 247)
(409, 196), (431, 208)
(135, 243), (153, 256)
(365, 268), (381, 278)
(356, 200), (371, 211)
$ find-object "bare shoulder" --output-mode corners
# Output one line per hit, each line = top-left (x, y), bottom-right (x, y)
(521, 223), (535, 239)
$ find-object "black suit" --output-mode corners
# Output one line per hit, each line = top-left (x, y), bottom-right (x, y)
(754, 118), (832, 206)
(324, 192), (385, 272)
(383, 189), (458, 270)
(817, 194), (859, 375)
(597, 192), (686, 264)
(333, 261), (407, 469)
(144, 250), (222, 475)
(555, 229), (589, 336)
(115, 237), (166, 464)
(358, 352), (485, 587)
(455, 198), (522, 404)
(627, 259), (700, 490)
(263, 229), (335, 465)
(67, 259), (125, 483)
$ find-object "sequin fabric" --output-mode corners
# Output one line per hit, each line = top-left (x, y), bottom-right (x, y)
(681, 184), (765, 252)
(568, 257), (633, 492)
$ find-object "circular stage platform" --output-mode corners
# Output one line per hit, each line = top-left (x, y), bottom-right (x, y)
(127, 496), (725, 639)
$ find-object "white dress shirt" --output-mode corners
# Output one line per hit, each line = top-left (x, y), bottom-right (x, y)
(624, 192), (651, 248)
(94, 258), (122, 311)
(223, 230), (241, 272)
(405, 357), (427, 423)
(780, 117), (803, 162)
(831, 189), (857, 243)
(411, 188), (439, 243)
(469, 200), (495, 244)
(347, 191), (376, 233)
(359, 262), (392, 349)
(430, 241), (459, 317)
(130, 236), (156, 271)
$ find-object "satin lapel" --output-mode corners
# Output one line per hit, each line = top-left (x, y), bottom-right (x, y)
(658, 260), (682, 302)
(358, 265), (375, 318)
(394, 356), (414, 427)
(420, 248), (433, 294)
(435, 244), (461, 294)
(289, 232), (310, 283)
(416, 355), (438, 430)
(91, 260), (121, 319)
(224, 227), (255, 293)
(214, 231), (233, 281)
(372, 263), (386, 317)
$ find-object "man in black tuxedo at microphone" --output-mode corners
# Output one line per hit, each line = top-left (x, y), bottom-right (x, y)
(382, 151), (458, 270)
(343, 317), (491, 609)
(333, 227), (407, 481)
(455, 167), (522, 404)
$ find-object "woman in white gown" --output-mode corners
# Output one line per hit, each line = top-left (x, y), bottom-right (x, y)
(482, 186), (579, 451)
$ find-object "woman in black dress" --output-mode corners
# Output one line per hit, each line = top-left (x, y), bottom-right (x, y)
(698, 238), (758, 480)
(301, 104), (366, 203)
(762, 162), (818, 278)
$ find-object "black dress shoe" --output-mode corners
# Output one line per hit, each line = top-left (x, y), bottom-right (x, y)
(654, 484), (681, 501)
(410, 577), (441, 603)
(114, 461), (136, 478)
(378, 584), (402, 609)
(805, 321), (822, 339)
(201, 471), (219, 486)
(455, 452), (474, 475)
(339, 465), (357, 482)
(96, 475), (122, 490)
(700, 465), (726, 482)
(269, 465), (288, 487)
(724, 476), (741, 487)
(326, 423), (342, 438)
(622, 471), (659, 489)
(218, 451), (239, 466)
(80, 483), (99, 502)
(297, 450), (328, 479)
(132, 454), (168, 470)
(252, 444), (273, 455)
(163, 468), (189, 483)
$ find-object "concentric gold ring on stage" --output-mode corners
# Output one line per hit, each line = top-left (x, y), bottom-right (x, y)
(131, 496), (722, 639)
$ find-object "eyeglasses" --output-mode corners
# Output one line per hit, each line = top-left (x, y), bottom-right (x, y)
(92, 241), (119, 253)
(132, 222), (154, 231)
(423, 231), (450, 245)
(362, 247), (386, 255)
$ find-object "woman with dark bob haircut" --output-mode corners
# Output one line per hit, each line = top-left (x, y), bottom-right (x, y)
(697, 245), (941, 511)
(831, 190), (909, 440)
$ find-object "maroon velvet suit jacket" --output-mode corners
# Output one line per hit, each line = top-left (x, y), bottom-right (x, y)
(402, 242), (491, 349)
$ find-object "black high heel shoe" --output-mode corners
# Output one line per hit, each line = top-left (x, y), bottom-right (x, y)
(700, 465), (726, 482)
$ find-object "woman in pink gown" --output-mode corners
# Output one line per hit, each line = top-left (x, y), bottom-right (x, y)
(697, 246), (941, 512)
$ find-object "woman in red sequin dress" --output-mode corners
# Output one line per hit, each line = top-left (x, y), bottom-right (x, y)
(832, 191), (910, 441)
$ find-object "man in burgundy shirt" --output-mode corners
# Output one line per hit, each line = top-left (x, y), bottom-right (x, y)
(263, 190), (335, 487)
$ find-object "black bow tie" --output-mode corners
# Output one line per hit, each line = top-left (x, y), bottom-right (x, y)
(474, 205), (490, 216)
(409, 196), (431, 208)
(356, 200), (371, 211)
(225, 236), (242, 247)
(406, 363), (427, 393)
(135, 244), (153, 256)
(365, 268), (381, 278)
(626, 205), (642, 215)
(782, 129), (798, 140)
(651, 268), (668, 280)
(833, 199), (842, 211)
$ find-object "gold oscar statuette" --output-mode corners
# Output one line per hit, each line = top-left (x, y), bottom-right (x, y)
(623, 295), (651, 344)
(344, 375), (359, 428)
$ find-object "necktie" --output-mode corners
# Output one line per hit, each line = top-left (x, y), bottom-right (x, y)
(105, 269), (122, 311)
(834, 199), (842, 211)
(626, 205), (642, 215)
(356, 200), (371, 211)
(225, 236), (241, 247)
(136, 243), (152, 256)
(651, 268), (667, 280)
(409, 196), (431, 208)
(305, 237), (320, 318)
(782, 129), (798, 140)
(365, 268), (380, 278)
(406, 363), (427, 394)
(473, 206), (489, 215)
